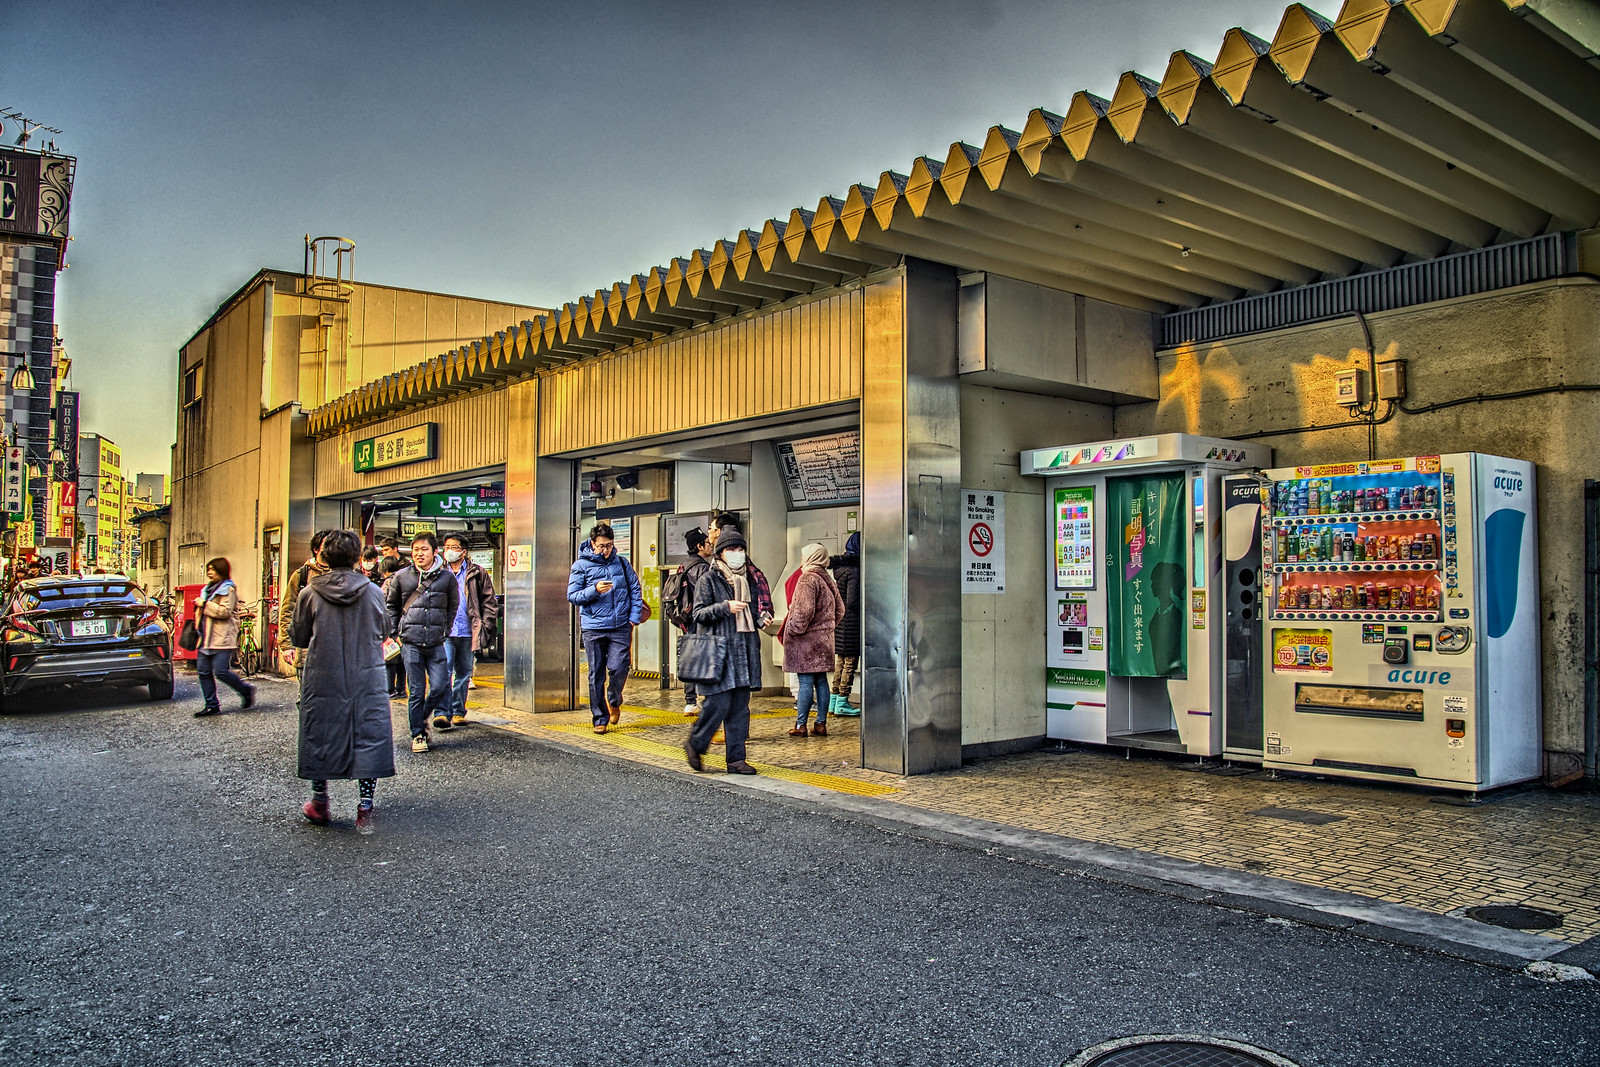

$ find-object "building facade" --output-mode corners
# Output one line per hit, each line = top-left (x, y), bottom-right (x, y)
(170, 251), (546, 653)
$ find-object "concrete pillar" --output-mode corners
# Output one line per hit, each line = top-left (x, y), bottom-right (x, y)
(860, 260), (963, 775)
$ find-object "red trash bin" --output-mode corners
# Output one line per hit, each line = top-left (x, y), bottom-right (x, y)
(174, 583), (204, 663)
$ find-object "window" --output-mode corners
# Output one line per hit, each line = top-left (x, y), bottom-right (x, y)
(182, 364), (204, 408)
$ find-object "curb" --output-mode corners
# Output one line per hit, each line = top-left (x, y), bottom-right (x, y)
(486, 705), (1592, 972)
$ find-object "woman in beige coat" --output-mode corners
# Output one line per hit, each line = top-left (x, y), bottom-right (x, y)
(193, 557), (256, 717)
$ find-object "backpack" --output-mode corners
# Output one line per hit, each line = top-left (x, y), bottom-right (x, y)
(661, 564), (689, 631)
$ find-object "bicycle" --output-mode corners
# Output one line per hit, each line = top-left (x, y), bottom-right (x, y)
(236, 599), (267, 677)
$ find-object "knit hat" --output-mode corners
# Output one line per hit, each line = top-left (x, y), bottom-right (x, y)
(716, 530), (747, 555)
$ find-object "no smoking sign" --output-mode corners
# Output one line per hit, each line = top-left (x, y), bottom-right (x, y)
(968, 522), (994, 556)
(961, 492), (1005, 594)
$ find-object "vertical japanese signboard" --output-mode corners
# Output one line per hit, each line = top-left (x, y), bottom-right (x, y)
(3, 446), (26, 516)
(1106, 474), (1187, 677)
(961, 490), (1005, 594)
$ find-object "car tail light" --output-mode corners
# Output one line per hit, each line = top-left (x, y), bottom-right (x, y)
(6, 656), (15, 671)
(134, 608), (161, 629)
(6, 614), (40, 635)
(155, 643), (168, 659)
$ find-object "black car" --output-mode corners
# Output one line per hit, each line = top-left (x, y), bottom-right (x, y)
(1, 576), (175, 708)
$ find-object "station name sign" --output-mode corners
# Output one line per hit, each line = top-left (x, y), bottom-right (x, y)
(354, 424), (437, 473)
(416, 491), (503, 519)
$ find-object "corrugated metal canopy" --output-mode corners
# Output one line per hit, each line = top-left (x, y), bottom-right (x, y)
(308, 0), (1600, 437)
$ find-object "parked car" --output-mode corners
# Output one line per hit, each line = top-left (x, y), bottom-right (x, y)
(1, 576), (175, 709)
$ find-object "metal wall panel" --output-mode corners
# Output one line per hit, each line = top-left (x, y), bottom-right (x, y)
(502, 380), (537, 712)
(312, 388), (508, 498)
(860, 262), (965, 775)
(537, 287), (865, 455)
(533, 455), (577, 712)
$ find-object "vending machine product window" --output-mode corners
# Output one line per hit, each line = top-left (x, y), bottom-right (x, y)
(1054, 486), (1095, 590)
(1266, 467), (1444, 623)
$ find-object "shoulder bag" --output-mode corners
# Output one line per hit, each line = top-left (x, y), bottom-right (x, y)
(676, 632), (723, 684)
(384, 574), (427, 661)
(177, 617), (200, 652)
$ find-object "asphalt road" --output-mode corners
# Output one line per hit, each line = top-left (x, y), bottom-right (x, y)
(2, 674), (1597, 1067)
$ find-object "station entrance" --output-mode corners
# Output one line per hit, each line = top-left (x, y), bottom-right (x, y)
(318, 464), (508, 659)
(562, 406), (863, 728)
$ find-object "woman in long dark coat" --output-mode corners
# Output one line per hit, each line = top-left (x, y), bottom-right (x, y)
(683, 531), (763, 776)
(291, 529), (395, 833)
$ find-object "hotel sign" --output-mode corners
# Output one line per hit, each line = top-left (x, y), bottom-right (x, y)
(354, 424), (437, 472)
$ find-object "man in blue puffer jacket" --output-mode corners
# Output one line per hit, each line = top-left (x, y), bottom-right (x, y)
(566, 522), (645, 733)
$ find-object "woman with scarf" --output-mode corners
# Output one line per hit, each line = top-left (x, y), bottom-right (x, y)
(683, 530), (763, 775)
(193, 557), (256, 718)
(782, 542), (846, 737)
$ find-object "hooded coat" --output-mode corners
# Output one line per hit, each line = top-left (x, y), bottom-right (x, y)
(781, 567), (845, 675)
(566, 542), (645, 632)
(291, 569), (395, 781)
(830, 530), (861, 656)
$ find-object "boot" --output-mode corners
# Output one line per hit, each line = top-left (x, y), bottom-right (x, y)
(302, 794), (331, 826)
(830, 694), (845, 716)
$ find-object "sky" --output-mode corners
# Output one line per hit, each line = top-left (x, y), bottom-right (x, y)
(11, 0), (1297, 477)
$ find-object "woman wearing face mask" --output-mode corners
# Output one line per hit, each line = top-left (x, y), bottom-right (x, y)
(360, 547), (383, 584)
(683, 531), (762, 775)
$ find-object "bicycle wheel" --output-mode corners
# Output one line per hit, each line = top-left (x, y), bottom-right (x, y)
(239, 647), (260, 677)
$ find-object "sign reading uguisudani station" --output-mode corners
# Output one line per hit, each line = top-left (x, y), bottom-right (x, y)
(353, 424), (437, 472)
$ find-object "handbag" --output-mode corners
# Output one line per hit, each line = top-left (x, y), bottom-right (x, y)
(676, 632), (723, 684)
(381, 636), (403, 662)
(177, 618), (200, 652)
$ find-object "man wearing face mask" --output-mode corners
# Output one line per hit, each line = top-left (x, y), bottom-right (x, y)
(438, 533), (498, 730)
(566, 522), (645, 734)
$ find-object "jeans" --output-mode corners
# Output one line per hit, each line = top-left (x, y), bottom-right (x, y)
(196, 649), (248, 710)
(444, 635), (475, 718)
(795, 671), (830, 728)
(581, 628), (632, 727)
(691, 687), (751, 765)
(402, 642), (450, 738)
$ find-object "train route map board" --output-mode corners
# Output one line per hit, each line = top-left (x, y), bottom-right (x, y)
(776, 431), (861, 507)
(1055, 485), (1095, 590)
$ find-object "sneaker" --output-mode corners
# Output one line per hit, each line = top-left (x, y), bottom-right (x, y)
(240, 684), (256, 709)
(451, 714), (467, 726)
(194, 706), (220, 718)
(354, 804), (375, 835)
(302, 796), (331, 826)
(684, 703), (698, 718)
(432, 714), (452, 731)
(411, 733), (430, 753)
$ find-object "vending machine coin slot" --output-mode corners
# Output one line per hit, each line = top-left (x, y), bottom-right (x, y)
(1446, 719), (1467, 738)
(1412, 633), (1433, 652)
(1435, 627), (1471, 654)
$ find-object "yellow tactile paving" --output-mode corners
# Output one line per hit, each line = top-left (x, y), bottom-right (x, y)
(473, 664), (1600, 945)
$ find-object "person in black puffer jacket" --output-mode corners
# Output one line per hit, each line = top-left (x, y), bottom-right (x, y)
(829, 530), (861, 717)
(385, 532), (460, 753)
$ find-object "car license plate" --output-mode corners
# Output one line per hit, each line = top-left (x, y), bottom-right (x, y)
(71, 619), (109, 637)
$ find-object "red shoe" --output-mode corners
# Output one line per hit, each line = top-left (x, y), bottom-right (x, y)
(302, 796), (331, 826)
(354, 804), (375, 835)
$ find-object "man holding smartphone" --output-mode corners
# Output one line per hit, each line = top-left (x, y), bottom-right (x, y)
(566, 522), (645, 734)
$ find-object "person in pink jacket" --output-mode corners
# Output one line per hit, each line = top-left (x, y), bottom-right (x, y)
(782, 543), (845, 737)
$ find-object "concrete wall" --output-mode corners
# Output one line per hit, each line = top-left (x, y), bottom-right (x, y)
(959, 384), (1115, 753)
(1115, 278), (1600, 767)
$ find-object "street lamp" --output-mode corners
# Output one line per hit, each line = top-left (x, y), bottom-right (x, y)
(9, 362), (35, 391)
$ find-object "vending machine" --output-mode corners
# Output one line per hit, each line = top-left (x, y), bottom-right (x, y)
(1259, 453), (1540, 791)
(1021, 433), (1272, 757)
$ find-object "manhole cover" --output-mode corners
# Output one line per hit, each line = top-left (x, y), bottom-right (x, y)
(1067, 1035), (1300, 1067)
(1464, 904), (1564, 930)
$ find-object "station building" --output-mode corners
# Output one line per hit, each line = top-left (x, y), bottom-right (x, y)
(185, 0), (1600, 782)
(170, 239), (545, 638)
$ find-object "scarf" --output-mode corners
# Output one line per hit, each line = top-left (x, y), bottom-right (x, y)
(714, 559), (755, 632)
(801, 543), (830, 573)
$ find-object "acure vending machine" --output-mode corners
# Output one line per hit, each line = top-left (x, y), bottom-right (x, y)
(1021, 433), (1271, 757)
(1259, 453), (1540, 790)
